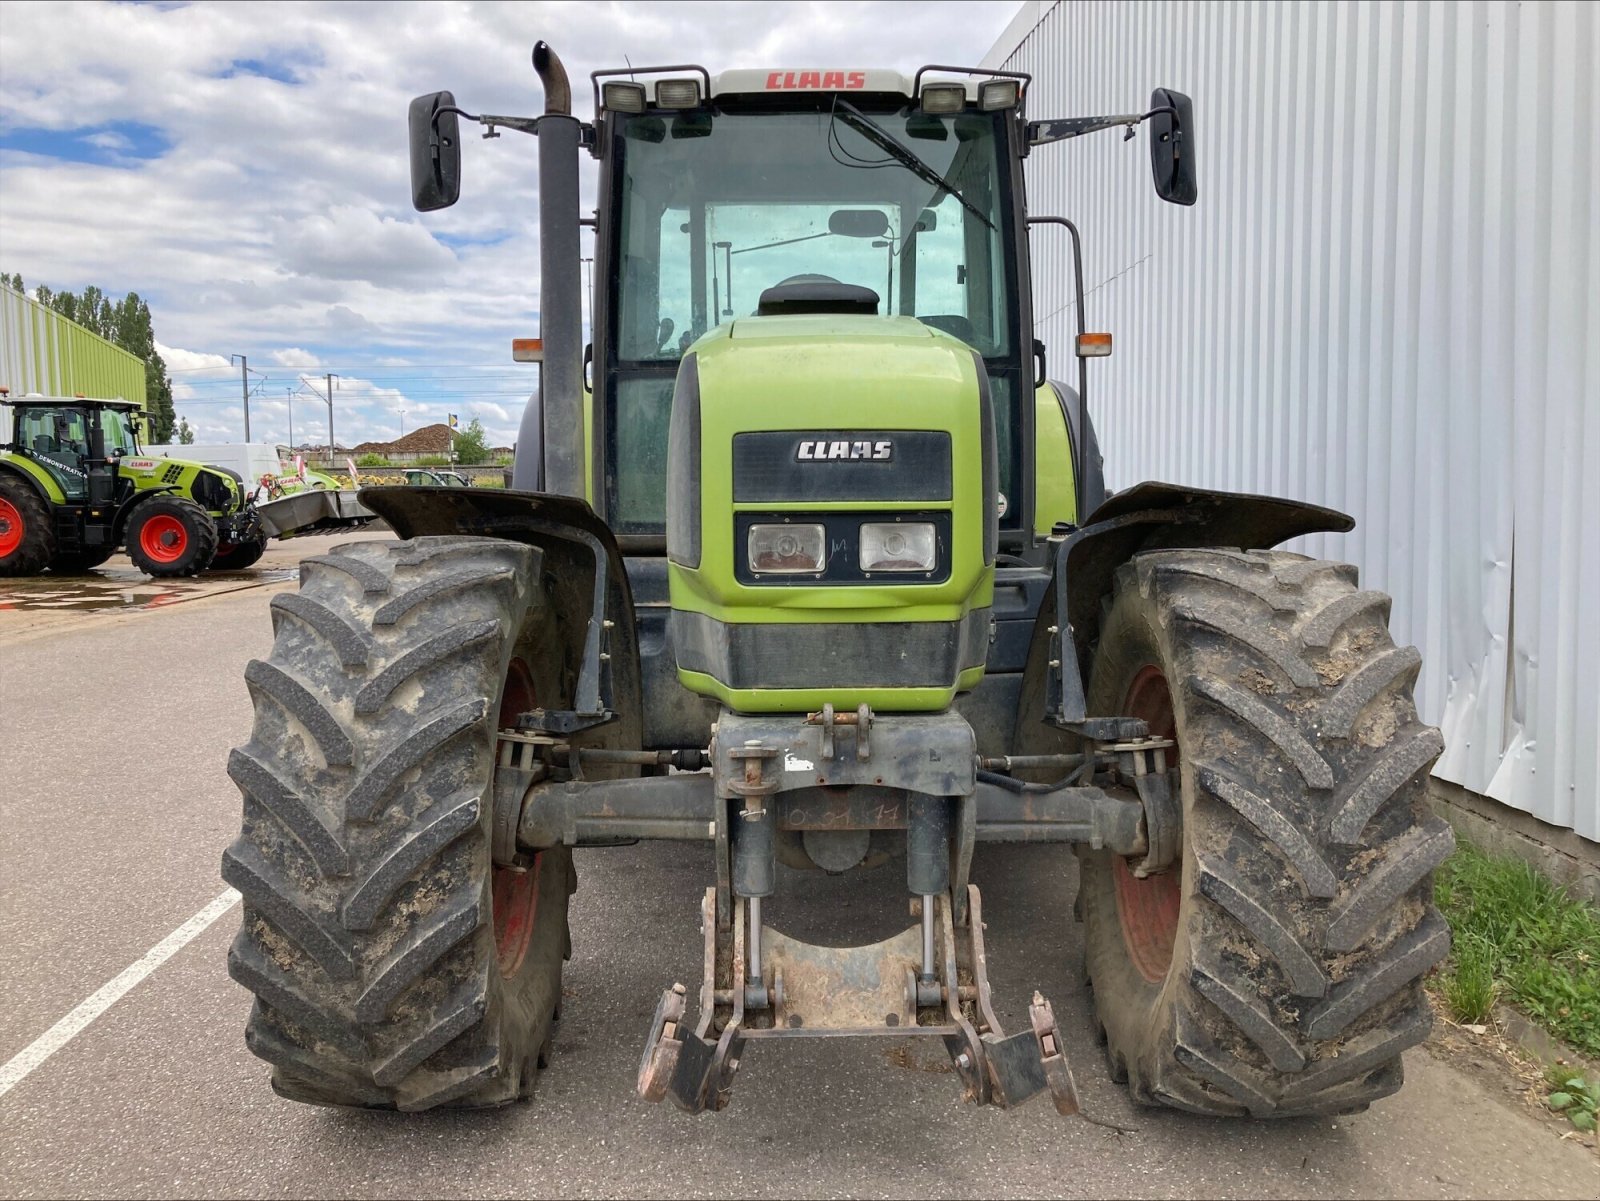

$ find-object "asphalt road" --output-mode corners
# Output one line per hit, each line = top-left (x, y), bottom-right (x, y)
(1, 535), (1595, 1200)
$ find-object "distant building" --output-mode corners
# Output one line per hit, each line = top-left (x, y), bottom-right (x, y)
(0, 285), (146, 405)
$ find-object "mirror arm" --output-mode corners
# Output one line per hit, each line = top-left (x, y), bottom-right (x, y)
(1028, 104), (1180, 148)
(475, 113), (543, 140)
(432, 104), (543, 141)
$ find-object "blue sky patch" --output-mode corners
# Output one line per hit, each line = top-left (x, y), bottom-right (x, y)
(0, 121), (170, 165)
(434, 231), (512, 251)
(223, 57), (302, 85)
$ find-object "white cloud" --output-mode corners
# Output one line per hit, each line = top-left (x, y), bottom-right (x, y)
(268, 347), (321, 368)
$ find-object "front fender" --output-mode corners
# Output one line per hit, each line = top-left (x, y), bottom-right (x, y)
(1065, 482), (1352, 636)
(1, 456), (68, 504)
(1041, 481), (1352, 725)
(359, 486), (642, 753)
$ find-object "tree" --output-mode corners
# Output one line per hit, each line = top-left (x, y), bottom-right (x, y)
(176, 417), (196, 444)
(0, 273), (176, 442)
(454, 417), (491, 465)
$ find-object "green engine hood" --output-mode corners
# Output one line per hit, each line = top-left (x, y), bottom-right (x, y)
(664, 314), (998, 713)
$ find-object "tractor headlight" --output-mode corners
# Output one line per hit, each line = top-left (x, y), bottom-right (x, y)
(858, 522), (937, 572)
(747, 523), (826, 574)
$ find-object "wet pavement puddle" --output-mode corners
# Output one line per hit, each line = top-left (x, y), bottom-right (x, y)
(0, 567), (296, 614)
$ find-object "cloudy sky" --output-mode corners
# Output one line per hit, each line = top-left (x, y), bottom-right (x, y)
(0, 0), (1018, 450)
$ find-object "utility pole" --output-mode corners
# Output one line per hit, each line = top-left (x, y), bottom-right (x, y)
(286, 387), (294, 449)
(325, 373), (338, 461)
(300, 373), (340, 464)
(230, 353), (251, 441)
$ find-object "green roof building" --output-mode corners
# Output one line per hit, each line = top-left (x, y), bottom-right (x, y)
(0, 284), (146, 407)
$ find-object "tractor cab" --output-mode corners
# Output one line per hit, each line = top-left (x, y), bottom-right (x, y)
(590, 70), (1028, 547)
(4, 396), (141, 507)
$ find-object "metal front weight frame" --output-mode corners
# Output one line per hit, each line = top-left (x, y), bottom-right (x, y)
(496, 708), (1172, 1113)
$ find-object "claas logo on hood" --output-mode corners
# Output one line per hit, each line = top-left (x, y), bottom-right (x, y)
(795, 438), (892, 462)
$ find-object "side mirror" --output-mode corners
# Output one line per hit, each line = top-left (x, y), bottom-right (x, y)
(409, 91), (462, 212)
(1148, 88), (1196, 206)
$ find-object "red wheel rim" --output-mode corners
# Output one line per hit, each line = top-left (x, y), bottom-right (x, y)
(493, 656), (541, 978)
(0, 498), (22, 558)
(1112, 664), (1183, 984)
(138, 514), (189, 563)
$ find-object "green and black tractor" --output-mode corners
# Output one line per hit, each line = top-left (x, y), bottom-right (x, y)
(0, 394), (267, 576)
(223, 45), (1451, 1119)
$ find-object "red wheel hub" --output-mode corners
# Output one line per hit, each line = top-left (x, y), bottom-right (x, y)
(493, 656), (542, 978)
(1112, 664), (1183, 984)
(0, 498), (22, 558)
(139, 514), (189, 563)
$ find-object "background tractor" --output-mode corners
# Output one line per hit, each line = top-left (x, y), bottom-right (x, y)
(0, 394), (264, 575)
(224, 44), (1451, 1120)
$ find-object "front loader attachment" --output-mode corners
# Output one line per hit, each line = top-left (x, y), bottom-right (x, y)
(252, 488), (377, 538)
(638, 887), (1079, 1115)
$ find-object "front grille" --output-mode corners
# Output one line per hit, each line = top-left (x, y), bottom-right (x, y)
(673, 607), (989, 691)
(731, 430), (951, 503)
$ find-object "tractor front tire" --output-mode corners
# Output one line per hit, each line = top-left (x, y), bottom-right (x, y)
(0, 476), (55, 577)
(126, 496), (217, 576)
(1079, 549), (1451, 1118)
(224, 536), (572, 1110)
(211, 536), (269, 571)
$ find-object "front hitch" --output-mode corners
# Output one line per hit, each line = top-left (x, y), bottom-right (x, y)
(637, 885), (1080, 1116)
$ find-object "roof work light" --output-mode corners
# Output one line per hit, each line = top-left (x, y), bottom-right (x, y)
(919, 82), (966, 114)
(601, 81), (647, 113)
(654, 78), (702, 108)
(979, 79), (1021, 110)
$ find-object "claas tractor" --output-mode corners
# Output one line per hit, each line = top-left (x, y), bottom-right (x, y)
(223, 43), (1451, 1118)
(0, 394), (265, 576)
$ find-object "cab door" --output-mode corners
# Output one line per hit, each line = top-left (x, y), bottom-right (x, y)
(15, 406), (91, 501)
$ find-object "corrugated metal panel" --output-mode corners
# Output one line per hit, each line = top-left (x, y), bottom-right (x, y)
(0, 285), (146, 406)
(994, 1), (1598, 839)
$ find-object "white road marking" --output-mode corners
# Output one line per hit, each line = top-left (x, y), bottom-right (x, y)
(0, 888), (240, 1100)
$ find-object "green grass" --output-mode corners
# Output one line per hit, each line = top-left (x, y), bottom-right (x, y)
(1433, 840), (1600, 1057)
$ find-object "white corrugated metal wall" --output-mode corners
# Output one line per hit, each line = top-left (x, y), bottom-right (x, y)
(989, 0), (1598, 840)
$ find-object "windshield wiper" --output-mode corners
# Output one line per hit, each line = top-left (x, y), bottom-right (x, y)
(830, 98), (995, 232)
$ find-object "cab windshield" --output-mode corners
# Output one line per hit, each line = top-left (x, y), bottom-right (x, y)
(606, 100), (1020, 534)
(614, 103), (1012, 359)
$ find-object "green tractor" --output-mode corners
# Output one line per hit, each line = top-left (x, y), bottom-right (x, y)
(223, 46), (1451, 1119)
(0, 395), (268, 576)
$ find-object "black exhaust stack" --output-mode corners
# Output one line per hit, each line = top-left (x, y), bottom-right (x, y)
(517, 41), (585, 496)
